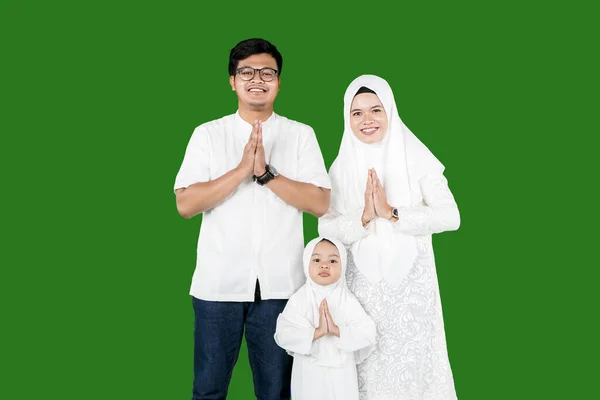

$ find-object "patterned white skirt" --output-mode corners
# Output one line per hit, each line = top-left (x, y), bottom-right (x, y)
(345, 237), (458, 400)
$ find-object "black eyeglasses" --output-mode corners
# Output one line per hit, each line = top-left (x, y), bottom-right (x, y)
(236, 67), (278, 82)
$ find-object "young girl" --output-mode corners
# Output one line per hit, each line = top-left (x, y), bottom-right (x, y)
(274, 237), (376, 400)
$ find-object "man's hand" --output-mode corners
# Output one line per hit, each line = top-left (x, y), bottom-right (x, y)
(253, 121), (267, 177)
(237, 122), (258, 178)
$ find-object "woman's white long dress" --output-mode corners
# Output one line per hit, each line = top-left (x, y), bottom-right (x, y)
(319, 174), (460, 400)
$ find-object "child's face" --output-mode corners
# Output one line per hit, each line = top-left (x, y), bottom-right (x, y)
(308, 240), (342, 285)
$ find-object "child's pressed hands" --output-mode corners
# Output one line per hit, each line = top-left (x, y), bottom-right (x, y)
(323, 298), (340, 337)
(313, 299), (328, 341)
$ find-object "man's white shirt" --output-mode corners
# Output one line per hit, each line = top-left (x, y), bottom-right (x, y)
(175, 112), (331, 301)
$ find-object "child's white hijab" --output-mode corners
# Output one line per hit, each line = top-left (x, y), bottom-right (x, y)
(280, 236), (360, 367)
(301, 237), (348, 330)
(328, 75), (444, 287)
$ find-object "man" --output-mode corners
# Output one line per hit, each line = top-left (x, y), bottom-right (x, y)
(174, 38), (331, 400)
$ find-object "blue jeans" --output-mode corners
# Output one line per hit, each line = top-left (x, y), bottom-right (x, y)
(191, 283), (292, 400)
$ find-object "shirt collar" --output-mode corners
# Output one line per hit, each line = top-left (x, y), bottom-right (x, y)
(234, 110), (276, 128)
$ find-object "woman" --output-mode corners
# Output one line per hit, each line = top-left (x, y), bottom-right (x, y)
(318, 75), (460, 400)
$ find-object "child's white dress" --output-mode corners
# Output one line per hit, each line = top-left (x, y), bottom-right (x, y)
(274, 237), (376, 400)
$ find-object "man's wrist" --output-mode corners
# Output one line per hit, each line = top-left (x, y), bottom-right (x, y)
(254, 165), (266, 177)
(253, 164), (278, 186)
(252, 167), (268, 184)
(234, 165), (250, 180)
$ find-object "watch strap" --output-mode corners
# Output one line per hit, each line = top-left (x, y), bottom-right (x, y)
(253, 165), (275, 186)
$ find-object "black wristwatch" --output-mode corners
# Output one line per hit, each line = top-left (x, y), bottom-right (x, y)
(253, 164), (279, 186)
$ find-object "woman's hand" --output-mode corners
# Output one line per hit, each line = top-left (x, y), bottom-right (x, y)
(323, 299), (340, 337)
(371, 169), (393, 220)
(362, 169), (376, 226)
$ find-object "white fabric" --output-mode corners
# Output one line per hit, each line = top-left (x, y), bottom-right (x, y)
(174, 112), (331, 301)
(274, 236), (376, 400)
(321, 174), (460, 400)
(324, 75), (444, 287)
(319, 77), (461, 399)
(320, 174), (460, 244)
(348, 236), (458, 400)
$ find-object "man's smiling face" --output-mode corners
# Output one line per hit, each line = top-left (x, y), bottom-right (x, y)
(230, 53), (280, 111)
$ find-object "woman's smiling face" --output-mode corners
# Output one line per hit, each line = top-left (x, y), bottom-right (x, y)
(349, 93), (388, 144)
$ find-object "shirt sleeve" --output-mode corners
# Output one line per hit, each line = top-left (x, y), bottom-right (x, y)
(274, 313), (315, 356)
(393, 174), (460, 236)
(173, 126), (211, 193)
(295, 126), (331, 189)
(318, 205), (372, 246)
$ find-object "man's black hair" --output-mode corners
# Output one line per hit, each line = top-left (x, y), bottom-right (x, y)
(228, 38), (283, 77)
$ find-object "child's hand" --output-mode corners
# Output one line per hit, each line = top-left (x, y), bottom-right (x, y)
(313, 300), (328, 341)
(323, 299), (340, 337)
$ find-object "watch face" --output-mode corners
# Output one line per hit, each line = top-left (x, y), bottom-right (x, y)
(268, 165), (279, 176)
(393, 208), (399, 217)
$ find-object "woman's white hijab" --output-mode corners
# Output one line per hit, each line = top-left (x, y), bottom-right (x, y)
(328, 75), (444, 286)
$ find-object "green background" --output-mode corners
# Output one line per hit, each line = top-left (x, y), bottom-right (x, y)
(1, 0), (596, 399)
